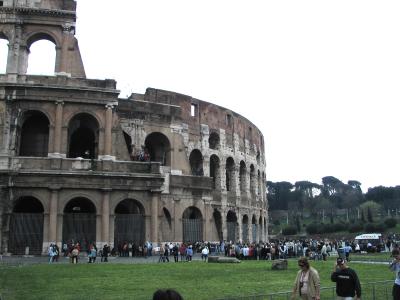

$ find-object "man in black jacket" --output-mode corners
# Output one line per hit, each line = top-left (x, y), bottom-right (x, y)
(331, 257), (361, 299)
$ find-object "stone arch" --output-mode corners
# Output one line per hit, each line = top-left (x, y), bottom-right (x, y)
(114, 199), (145, 247)
(256, 149), (261, 164)
(242, 214), (249, 242)
(18, 110), (50, 157)
(8, 196), (44, 255)
(212, 209), (223, 241)
(67, 113), (99, 159)
(226, 210), (238, 243)
(259, 216), (263, 242)
(26, 31), (60, 49)
(210, 154), (220, 190)
(250, 164), (256, 195)
(160, 207), (173, 242)
(145, 132), (171, 166)
(257, 170), (261, 197)
(189, 149), (203, 176)
(225, 157), (235, 192)
(26, 32), (58, 75)
(0, 35), (8, 73)
(182, 206), (203, 242)
(208, 131), (220, 150)
(239, 161), (247, 194)
(62, 197), (96, 251)
(123, 131), (133, 159)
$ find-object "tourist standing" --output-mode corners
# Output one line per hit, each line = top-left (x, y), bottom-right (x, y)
(331, 258), (361, 300)
(389, 248), (400, 300)
(291, 257), (320, 300)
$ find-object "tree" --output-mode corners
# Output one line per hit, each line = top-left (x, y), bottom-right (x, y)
(267, 181), (294, 210)
(360, 200), (381, 222)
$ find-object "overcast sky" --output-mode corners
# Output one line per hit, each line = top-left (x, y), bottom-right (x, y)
(1, 0), (400, 192)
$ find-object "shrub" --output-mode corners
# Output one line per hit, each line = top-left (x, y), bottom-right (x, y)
(306, 223), (320, 235)
(282, 226), (298, 235)
(384, 218), (397, 228)
(273, 219), (281, 226)
(348, 223), (363, 233)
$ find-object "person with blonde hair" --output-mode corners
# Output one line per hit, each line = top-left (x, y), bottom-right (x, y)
(291, 257), (320, 300)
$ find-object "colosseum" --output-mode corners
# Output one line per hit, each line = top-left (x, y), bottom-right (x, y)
(0, 0), (268, 255)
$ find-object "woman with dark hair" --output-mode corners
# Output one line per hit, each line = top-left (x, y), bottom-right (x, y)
(153, 289), (183, 300)
(291, 257), (320, 300)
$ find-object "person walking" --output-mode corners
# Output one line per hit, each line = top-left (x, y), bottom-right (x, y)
(291, 257), (321, 300)
(331, 257), (361, 300)
(389, 248), (400, 300)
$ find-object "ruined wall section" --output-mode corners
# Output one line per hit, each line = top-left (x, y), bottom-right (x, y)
(1, 0), (76, 11)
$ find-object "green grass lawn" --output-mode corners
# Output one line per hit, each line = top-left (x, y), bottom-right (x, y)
(0, 258), (395, 300)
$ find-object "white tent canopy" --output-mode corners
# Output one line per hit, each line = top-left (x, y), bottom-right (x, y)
(355, 233), (382, 240)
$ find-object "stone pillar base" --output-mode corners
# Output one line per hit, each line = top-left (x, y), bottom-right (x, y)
(98, 155), (116, 161)
(48, 153), (66, 158)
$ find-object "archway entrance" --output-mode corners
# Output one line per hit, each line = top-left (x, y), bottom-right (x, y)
(144, 132), (171, 166)
(226, 210), (237, 243)
(62, 198), (96, 251)
(68, 114), (99, 159)
(213, 209), (222, 241)
(19, 111), (49, 157)
(8, 197), (44, 255)
(182, 207), (203, 243)
(114, 199), (145, 247)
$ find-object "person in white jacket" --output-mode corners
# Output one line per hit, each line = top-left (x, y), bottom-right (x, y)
(201, 246), (209, 262)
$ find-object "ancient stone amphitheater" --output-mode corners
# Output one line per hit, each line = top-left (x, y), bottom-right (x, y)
(0, 0), (268, 254)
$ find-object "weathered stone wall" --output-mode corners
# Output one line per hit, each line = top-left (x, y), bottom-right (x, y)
(0, 0), (268, 255)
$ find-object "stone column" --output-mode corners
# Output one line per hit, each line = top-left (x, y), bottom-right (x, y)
(100, 104), (115, 160)
(101, 189), (111, 245)
(49, 101), (65, 158)
(49, 189), (59, 243)
(151, 192), (160, 243)
(248, 219), (252, 243)
(6, 25), (20, 75)
(237, 211), (242, 243)
(173, 198), (182, 242)
(58, 25), (74, 76)
(221, 210), (227, 242)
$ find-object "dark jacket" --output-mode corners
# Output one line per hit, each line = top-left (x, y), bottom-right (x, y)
(331, 267), (361, 297)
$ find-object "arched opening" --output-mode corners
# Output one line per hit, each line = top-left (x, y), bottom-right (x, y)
(239, 161), (247, 195)
(27, 38), (56, 75)
(259, 216), (263, 242)
(250, 165), (256, 195)
(0, 37), (8, 73)
(258, 170), (261, 197)
(242, 215), (249, 242)
(182, 206), (203, 243)
(208, 132), (220, 150)
(161, 207), (173, 242)
(252, 215), (257, 242)
(213, 209), (223, 241)
(18, 111), (49, 157)
(226, 210), (237, 243)
(225, 157), (235, 192)
(256, 150), (261, 164)
(9, 197), (44, 255)
(114, 199), (145, 247)
(62, 198), (96, 251)
(189, 149), (203, 176)
(210, 155), (220, 190)
(123, 131), (133, 159)
(145, 132), (171, 166)
(68, 114), (99, 159)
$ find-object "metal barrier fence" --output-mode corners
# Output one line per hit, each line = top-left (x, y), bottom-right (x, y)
(216, 280), (393, 300)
